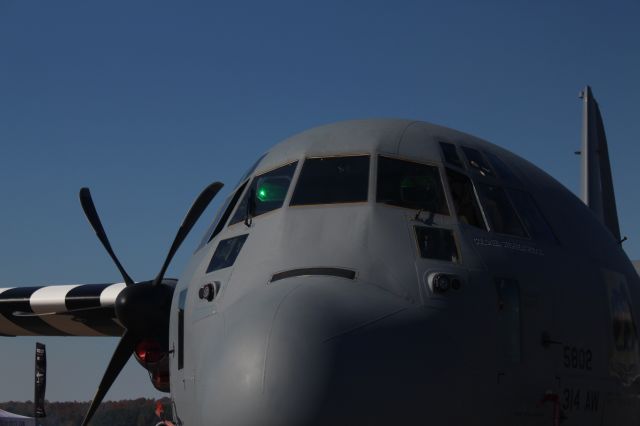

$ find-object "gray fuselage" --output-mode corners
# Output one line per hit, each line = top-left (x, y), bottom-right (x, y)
(169, 119), (640, 425)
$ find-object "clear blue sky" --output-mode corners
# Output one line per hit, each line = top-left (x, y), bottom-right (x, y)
(0, 0), (639, 402)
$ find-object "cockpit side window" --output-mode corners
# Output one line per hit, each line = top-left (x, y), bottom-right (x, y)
(208, 181), (249, 242)
(461, 147), (495, 177)
(206, 234), (249, 273)
(415, 226), (460, 263)
(506, 189), (557, 243)
(439, 142), (464, 169)
(377, 156), (449, 215)
(290, 155), (370, 206)
(229, 161), (298, 225)
(446, 168), (487, 230)
(476, 183), (527, 238)
(484, 151), (521, 186)
(197, 180), (250, 249)
(197, 155), (269, 249)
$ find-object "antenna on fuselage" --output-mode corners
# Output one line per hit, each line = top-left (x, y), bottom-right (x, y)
(579, 85), (622, 242)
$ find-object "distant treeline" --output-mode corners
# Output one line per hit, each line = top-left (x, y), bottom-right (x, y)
(0, 398), (173, 426)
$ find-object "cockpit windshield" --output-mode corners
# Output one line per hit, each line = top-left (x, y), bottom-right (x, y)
(229, 161), (298, 225)
(377, 156), (449, 214)
(290, 155), (370, 205)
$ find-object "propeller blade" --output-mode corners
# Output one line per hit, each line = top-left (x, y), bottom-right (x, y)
(81, 330), (137, 426)
(80, 188), (135, 286)
(152, 182), (223, 286)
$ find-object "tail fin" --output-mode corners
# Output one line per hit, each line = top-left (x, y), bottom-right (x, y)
(580, 86), (622, 241)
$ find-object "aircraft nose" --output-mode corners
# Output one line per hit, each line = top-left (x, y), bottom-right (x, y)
(263, 277), (413, 424)
(198, 276), (412, 425)
(195, 276), (498, 425)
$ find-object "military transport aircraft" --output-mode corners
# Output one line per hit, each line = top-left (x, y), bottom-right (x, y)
(1, 87), (639, 425)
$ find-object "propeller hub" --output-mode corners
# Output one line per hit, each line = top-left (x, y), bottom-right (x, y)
(115, 281), (174, 337)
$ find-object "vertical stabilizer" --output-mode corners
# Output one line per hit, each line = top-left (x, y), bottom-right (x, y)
(580, 86), (621, 241)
